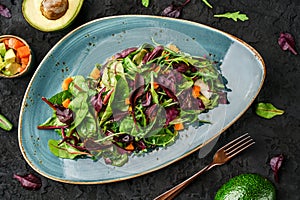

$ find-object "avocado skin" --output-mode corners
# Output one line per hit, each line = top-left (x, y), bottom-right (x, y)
(214, 173), (276, 200)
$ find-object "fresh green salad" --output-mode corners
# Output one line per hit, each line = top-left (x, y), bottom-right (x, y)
(38, 43), (230, 166)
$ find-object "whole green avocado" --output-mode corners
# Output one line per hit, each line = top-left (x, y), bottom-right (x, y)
(214, 173), (276, 200)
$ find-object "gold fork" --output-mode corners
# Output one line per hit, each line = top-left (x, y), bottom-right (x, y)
(154, 133), (255, 200)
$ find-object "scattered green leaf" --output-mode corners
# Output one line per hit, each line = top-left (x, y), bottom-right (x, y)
(48, 139), (90, 159)
(214, 11), (249, 22)
(0, 114), (13, 131)
(202, 0), (213, 8)
(255, 103), (284, 119)
(142, 0), (149, 7)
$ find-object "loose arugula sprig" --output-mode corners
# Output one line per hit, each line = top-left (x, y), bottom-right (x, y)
(214, 11), (249, 22)
(202, 0), (213, 8)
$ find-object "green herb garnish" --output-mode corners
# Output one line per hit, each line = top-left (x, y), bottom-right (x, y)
(214, 11), (249, 22)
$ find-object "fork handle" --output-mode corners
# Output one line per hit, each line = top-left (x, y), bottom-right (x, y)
(154, 164), (215, 200)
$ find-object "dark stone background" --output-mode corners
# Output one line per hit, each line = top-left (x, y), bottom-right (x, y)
(0, 0), (299, 199)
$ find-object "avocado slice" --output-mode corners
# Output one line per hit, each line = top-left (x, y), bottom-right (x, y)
(4, 49), (16, 63)
(214, 173), (276, 200)
(0, 42), (6, 57)
(3, 62), (21, 76)
(22, 0), (84, 32)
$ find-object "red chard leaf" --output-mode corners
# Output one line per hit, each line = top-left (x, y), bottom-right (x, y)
(270, 154), (284, 182)
(0, 4), (12, 18)
(278, 32), (298, 55)
(161, 0), (190, 18)
(13, 173), (42, 190)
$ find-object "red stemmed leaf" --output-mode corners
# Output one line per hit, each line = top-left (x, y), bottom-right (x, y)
(270, 154), (284, 182)
(278, 32), (298, 55)
(13, 173), (42, 190)
(161, 0), (191, 18)
(0, 4), (12, 18)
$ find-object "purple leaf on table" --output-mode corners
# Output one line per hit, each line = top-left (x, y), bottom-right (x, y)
(13, 173), (42, 190)
(0, 4), (12, 18)
(278, 32), (298, 55)
(270, 154), (284, 182)
(161, 0), (190, 18)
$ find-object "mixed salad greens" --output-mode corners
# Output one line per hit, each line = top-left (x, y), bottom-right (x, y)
(37, 43), (230, 166)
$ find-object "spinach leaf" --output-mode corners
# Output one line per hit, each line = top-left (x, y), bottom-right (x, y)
(119, 116), (139, 137)
(68, 93), (89, 128)
(76, 111), (97, 139)
(48, 90), (72, 105)
(48, 139), (90, 159)
(255, 103), (284, 119)
(99, 90), (115, 126)
(111, 76), (130, 112)
(69, 75), (95, 96)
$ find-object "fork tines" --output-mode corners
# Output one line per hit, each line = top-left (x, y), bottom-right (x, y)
(222, 133), (255, 158)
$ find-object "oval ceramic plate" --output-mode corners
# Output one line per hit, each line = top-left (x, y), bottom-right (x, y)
(18, 15), (265, 184)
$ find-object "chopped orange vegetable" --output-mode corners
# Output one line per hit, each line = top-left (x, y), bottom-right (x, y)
(62, 98), (71, 108)
(21, 63), (27, 71)
(62, 77), (73, 90)
(153, 82), (159, 89)
(16, 45), (30, 58)
(3, 39), (9, 48)
(125, 98), (130, 105)
(21, 57), (29, 65)
(8, 38), (25, 50)
(125, 143), (135, 151)
(174, 123), (184, 131)
(192, 85), (201, 98)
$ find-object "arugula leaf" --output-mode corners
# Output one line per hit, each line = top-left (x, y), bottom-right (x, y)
(202, 0), (213, 8)
(255, 103), (284, 119)
(214, 11), (249, 22)
(142, 0), (149, 7)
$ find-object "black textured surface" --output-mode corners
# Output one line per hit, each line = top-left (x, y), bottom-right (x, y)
(0, 0), (299, 199)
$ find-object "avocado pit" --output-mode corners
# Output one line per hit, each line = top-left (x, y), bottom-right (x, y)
(40, 0), (69, 20)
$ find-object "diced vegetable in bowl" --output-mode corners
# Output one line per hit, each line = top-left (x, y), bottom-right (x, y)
(0, 35), (34, 78)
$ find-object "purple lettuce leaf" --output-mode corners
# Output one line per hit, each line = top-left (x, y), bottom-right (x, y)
(142, 46), (164, 64)
(114, 47), (138, 59)
(161, 0), (191, 18)
(56, 106), (74, 125)
(165, 106), (180, 125)
(13, 173), (42, 190)
(91, 88), (106, 112)
(278, 32), (298, 55)
(0, 4), (12, 18)
(270, 154), (284, 182)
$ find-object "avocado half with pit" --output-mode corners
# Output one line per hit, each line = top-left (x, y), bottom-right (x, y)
(22, 0), (84, 32)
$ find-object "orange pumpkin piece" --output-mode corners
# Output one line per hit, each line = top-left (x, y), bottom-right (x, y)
(62, 77), (73, 90)
(62, 98), (71, 108)
(125, 143), (135, 151)
(192, 85), (201, 98)
(174, 123), (184, 131)
(16, 45), (30, 58)
(8, 38), (25, 50)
